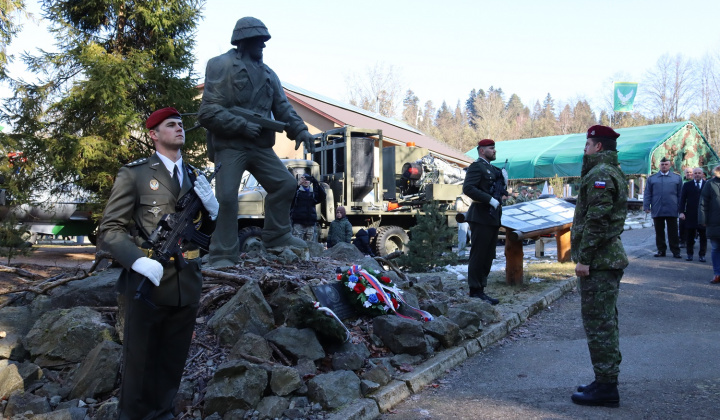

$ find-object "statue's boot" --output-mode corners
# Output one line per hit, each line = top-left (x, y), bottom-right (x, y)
(263, 233), (308, 250)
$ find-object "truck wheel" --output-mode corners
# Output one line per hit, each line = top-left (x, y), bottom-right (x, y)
(375, 225), (409, 256)
(238, 226), (262, 252)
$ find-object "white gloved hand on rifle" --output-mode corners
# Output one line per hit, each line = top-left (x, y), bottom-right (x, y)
(194, 174), (219, 220)
(131, 257), (163, 286)
(489, 197), (500, 209)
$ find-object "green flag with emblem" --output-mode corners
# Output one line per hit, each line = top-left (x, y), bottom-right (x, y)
(613, 82), (638, 112)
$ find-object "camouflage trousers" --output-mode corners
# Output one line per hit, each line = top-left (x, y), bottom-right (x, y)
(579, 269), (623, 383)
(292, 224), (315, 241)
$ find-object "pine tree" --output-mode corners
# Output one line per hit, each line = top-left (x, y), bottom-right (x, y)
(505, 93), (530, 140)
(399, 202), (458, 272)
(1, 0), (204, 209)
(401, 89), (420, 127)
(419, 100), (436, 134)
(571, 100), (597, 134)
(0, 213), (33, 265)
(0, 0), (26, 80)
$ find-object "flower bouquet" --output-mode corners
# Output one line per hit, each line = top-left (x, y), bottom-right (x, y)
(337, 264), (433, 322)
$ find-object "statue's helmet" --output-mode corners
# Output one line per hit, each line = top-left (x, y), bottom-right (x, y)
(231, 17), (271, 45)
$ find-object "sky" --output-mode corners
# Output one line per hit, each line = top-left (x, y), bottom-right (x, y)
(3, 0), (720, 123)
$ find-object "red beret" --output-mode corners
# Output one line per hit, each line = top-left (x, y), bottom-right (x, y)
(477, 139), (495, 147)
(146, 107), (182, 129)
(586, 125), (620, 140)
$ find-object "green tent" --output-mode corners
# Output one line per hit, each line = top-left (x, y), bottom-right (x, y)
(466, 121), (719, 179)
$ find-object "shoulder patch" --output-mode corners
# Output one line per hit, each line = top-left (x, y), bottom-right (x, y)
(125, 157), (149, 167)
(594, 181), (606, 189)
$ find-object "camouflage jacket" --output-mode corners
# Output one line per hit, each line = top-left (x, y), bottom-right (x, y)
(571, 150), (629, 270)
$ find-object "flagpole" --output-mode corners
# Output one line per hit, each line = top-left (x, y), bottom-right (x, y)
(610, 81), (614, 127)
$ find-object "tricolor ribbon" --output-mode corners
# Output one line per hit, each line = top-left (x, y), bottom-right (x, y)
(313, 301), (351, 342)
(350, 266), (434, 322)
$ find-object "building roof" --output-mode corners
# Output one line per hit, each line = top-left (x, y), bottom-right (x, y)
(282, 82), (473, 166)
(465, 121), (719, 179)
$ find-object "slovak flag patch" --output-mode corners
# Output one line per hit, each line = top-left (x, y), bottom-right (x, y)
(594, 181), (606, 189)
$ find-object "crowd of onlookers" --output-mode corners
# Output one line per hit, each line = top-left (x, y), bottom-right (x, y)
(289, 173), (377, 256)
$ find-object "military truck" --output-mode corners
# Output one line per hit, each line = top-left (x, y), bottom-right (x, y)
(235, 125), (466, 255)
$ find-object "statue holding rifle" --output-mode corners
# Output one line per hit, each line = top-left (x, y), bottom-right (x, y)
(198, 16), (315, 268)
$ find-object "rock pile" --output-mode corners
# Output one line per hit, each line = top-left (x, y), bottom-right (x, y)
(0, 241), (504, 419)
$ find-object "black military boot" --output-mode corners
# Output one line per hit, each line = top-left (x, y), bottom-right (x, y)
(576, 380), (597, 392)
(571, 382), (619, 407)
(470, 288), (499, 305)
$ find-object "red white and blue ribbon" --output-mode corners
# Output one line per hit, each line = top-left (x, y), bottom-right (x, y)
(350, 265), (434, 322)
(313, 301), (351, 342)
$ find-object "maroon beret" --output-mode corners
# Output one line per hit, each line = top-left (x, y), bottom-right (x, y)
(146, 107), (182, 129)
(586, 125), (620, 140)
(477, 139), (495, 147)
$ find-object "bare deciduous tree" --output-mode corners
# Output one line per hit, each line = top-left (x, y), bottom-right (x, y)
(472, 87), (509, 140)
(345, 62), (403, 118)
(643, 53), (696, 123)
(692, 53), (720, 151)
(558, 104), (573, 134)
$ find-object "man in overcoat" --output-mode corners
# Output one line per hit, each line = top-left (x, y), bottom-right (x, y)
(98, 107), (219, 419)
(462, 139), (505, 305)
(643, 157), (682, 258)
(198, 17), (314, 267)
(570, 125), (628, 408)
(679, 167), (707, 261)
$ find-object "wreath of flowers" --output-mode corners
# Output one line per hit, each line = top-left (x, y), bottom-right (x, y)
(337, 265), (400, 317)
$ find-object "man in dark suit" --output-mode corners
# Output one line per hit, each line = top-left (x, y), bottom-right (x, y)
(462, 139), (506, 305)
(679, 167), (694, 247)
(98, 107), (218, 420)
(679, 167), (707, 262)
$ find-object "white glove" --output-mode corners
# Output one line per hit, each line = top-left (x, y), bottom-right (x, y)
(194, 174), (219, 220)
(489, 198), (500, 209)
(131, 257), (164, 287)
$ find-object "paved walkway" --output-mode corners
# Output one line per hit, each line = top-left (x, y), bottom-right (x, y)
(362, 227), (720, 420)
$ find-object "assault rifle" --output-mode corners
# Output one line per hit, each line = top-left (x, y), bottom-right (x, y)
(184, 107), (288, 133)
(489, 159), (509, 202)
(134, 164), (221, 307)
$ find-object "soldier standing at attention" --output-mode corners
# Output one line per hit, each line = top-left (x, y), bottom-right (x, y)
(198, 17), (315, 267)
(98, 107), (219, 419)
(462, 138), (506, 305)
(570, 125), (628, 408)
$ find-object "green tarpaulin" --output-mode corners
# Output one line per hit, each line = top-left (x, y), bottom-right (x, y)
(466, 121), (719, 179)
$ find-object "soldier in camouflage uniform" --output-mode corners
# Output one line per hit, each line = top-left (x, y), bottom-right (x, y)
(570, 125), (628, 408)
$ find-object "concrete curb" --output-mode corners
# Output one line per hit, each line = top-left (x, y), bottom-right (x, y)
(339, 277), (578, 420)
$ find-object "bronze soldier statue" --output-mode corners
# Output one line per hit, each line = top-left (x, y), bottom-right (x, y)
(198, 17), (314, 268)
